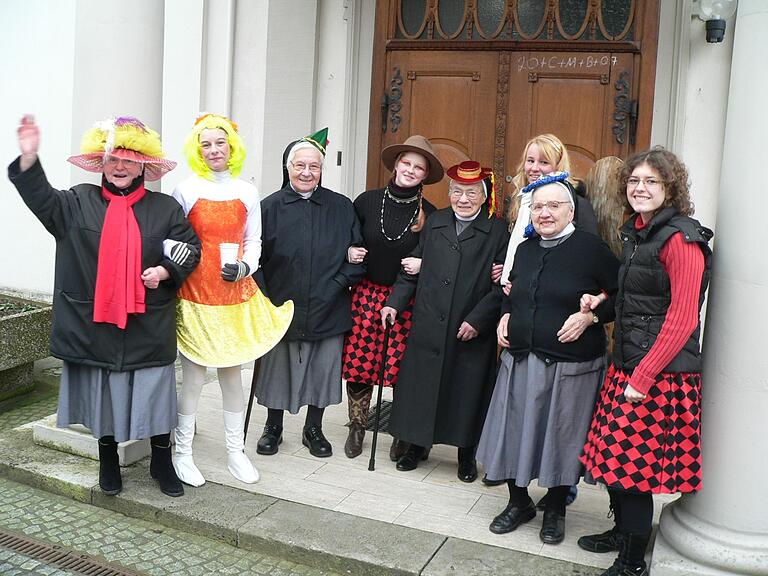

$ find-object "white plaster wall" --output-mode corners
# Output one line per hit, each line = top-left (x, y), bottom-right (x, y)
(652, 0), (734, 233)
(232, 0), (319, 198)
(314, 0), (348, 195)
(231, 0), (271, 195)
(345, 0), (376, 199)
(0, 1), (77, 296)
(161, 0), (206, 195)
(679, 13), (734, 232)
(69, 0), (166, 189)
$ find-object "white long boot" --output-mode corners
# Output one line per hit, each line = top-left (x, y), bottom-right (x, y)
(172, 412), (205, 487)
(223, 410), (259, 483)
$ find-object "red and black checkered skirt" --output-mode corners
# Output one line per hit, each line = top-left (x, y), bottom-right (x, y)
(342, 278), (412, 388)
(581, 363), (702, 494)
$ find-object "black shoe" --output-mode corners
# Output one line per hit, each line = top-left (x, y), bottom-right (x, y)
(540, 508), (566, 544)
(396, 445), (427, 471)
(302, 424), (332, 458)
(256, 423), (283, 455)
(150, 439), (184, 497)
(97, 437), (122, 496)
(344, 422), (365, 459)
(457, 459), (478, 483)
(481, 474), (506, 487)
(389, 438), (410, 462)
(600, 561), (648, 576)
(578, 526), (621, 553)
(489, 500), (536, 534)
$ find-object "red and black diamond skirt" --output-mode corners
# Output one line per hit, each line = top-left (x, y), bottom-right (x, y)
(581, 363), (702, 494)
(342, 278), (413, 388)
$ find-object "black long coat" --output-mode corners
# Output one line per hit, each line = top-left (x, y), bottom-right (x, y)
(256, 184), (365, 341)
(386, 206), (510, 448)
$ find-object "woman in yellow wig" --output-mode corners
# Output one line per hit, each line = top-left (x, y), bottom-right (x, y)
(170, 114), (293, 487)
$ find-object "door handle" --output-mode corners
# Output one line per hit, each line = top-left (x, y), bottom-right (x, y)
(381, 67), (403, 134)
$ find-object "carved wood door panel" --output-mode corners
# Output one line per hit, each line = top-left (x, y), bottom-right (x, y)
(368, 1), (659, 213)
(504, 51), (635, 182)
(378, 50), (499, 209)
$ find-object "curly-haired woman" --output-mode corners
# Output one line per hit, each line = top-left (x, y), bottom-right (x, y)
(579, 148), (713, 576)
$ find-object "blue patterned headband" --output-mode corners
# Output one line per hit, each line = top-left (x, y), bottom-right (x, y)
(522, 171), (574, 238)
(522, 171), (570, 193)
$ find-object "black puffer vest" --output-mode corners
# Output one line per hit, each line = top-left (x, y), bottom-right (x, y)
(613, 207), (713, 373)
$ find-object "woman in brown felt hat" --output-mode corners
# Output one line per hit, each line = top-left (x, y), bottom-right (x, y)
(341, 135), (443, 459)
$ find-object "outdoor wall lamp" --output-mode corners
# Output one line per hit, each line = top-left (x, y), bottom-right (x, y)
(693, 0), (738, 43)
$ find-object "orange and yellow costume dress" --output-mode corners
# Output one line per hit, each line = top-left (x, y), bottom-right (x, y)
(173, 174), (292, 368)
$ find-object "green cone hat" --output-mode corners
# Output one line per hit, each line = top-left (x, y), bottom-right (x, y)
(301, 127), (329, 156)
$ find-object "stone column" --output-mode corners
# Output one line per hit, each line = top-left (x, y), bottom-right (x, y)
(651, 2), (768, 574)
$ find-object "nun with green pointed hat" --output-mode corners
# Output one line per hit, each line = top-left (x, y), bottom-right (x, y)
(253, 128), (365, 458)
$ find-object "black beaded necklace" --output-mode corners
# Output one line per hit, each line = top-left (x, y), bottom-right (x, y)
(380, 186), (421, 242)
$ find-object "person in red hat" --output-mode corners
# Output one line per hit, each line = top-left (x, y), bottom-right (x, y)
(381, 160), (509, 482)
(8, 115), (200, 498)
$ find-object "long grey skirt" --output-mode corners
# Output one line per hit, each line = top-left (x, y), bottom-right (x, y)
(476, 351), (605, 487)
(255, 335), (343, 414)
(57, 361), (177, 443)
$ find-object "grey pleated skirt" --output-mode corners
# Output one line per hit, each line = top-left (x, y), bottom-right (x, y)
(57, 360), (178, 443)
(476, 351), (605, 487)
(255, 335), (343, 414)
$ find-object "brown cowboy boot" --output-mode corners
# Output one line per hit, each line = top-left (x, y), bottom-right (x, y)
(345, 382), (372, 458)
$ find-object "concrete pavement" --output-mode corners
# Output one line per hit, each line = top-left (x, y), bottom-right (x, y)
(0, 361), (612, 575)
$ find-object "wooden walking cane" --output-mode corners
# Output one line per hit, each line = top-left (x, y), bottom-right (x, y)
(368, 319), (392, 471)
(243, 357), (262, 441)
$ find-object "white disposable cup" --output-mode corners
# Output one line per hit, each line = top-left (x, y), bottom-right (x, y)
(219, 243), (240, 267)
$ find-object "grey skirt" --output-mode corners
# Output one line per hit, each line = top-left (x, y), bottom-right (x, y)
(476, 351), (605, 487)
(57, 361), (178, 443)
(255, 335), (343, 414)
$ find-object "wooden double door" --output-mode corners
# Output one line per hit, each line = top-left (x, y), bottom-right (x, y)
(367, 1), (660, 210)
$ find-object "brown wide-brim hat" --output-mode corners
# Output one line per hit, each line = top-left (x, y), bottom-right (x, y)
(381, 135), (444, 185)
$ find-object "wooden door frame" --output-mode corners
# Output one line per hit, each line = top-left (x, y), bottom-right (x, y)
(366, 0), (660, 190)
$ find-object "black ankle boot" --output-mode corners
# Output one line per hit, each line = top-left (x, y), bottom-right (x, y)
(98, 436), (122, 496)
(579, 495), (622, 553)
(150, 434), (184, 497)
(600, 532), (650, 576)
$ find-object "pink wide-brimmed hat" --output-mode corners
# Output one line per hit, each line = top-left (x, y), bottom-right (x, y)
(67, 116), (176, 181)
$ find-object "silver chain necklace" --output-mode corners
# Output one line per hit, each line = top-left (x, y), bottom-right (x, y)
(380, 187), (420, 242)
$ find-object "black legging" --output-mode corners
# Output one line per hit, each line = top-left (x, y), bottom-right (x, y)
(266, 406), (325, 428)
(609, 487), (653, 535)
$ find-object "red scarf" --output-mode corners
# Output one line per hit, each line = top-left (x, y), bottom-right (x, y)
(93, 184), (147, 329)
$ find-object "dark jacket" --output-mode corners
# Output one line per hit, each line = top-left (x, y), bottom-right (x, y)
(503, 229), (619, 364)
(8, 157), (200, 371)
(386, 206), (510, 448)
(613, 208), (713, 373)
(256, 184), (365, 341)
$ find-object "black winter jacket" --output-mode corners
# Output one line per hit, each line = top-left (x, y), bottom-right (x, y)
(256, 184), (365, 341)
(613, 208), (713, 373)
(8, 157), (200, 371)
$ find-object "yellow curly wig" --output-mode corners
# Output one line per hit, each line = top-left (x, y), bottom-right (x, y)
(80, 117), (166, 158)
(183, 114), (246, 180)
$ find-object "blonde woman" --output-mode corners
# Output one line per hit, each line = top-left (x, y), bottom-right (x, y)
(500, 134), (598, 287)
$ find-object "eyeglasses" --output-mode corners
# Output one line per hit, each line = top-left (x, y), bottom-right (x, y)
(530, 200), (569, 213)
(627, 177), (664, 190)
(291, 161), (322, 173)
(105, 156), (138, 168)
(449, 189), (482, 200)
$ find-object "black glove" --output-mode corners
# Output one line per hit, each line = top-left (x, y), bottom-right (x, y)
(221, 260), (250, 282)
(169, 242), (199, 267)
